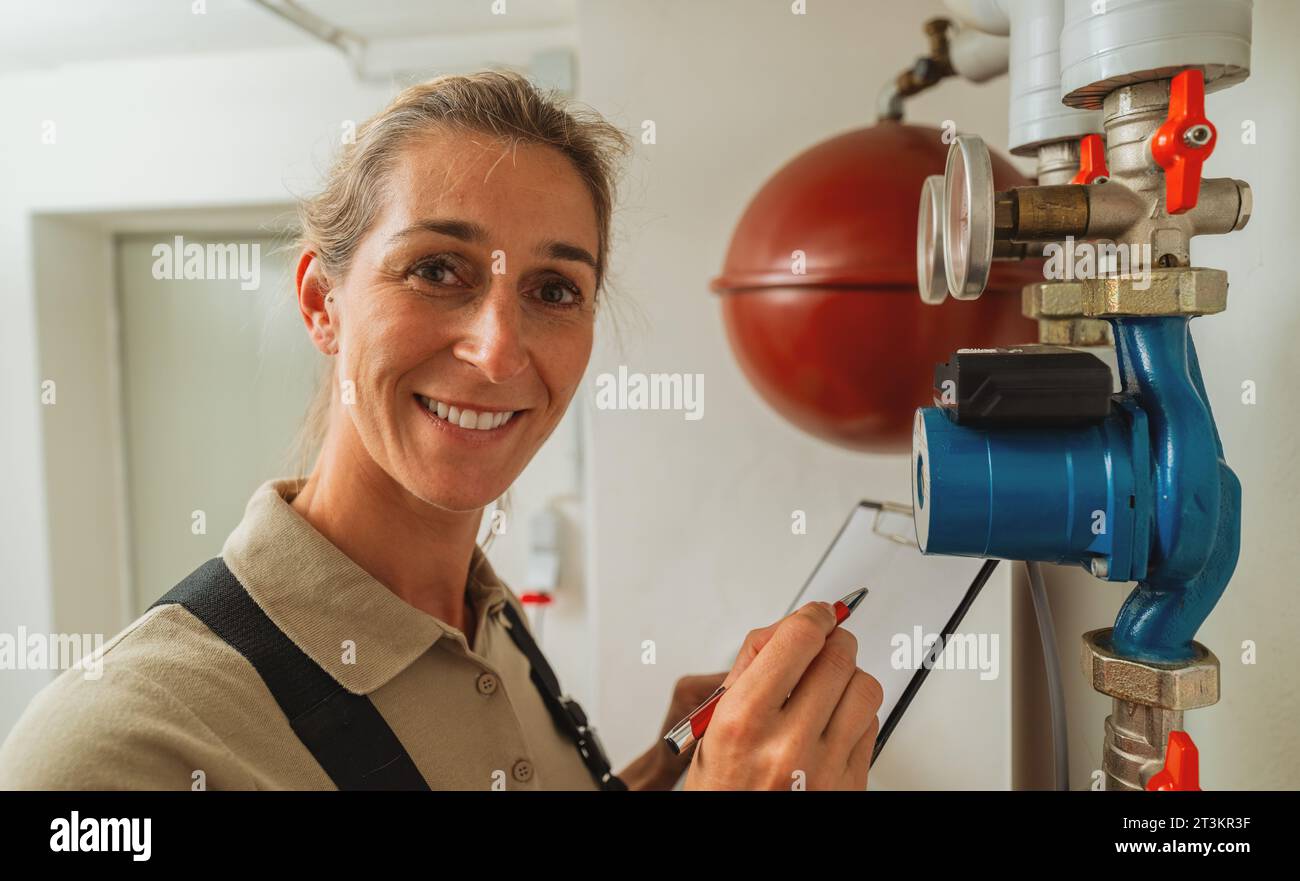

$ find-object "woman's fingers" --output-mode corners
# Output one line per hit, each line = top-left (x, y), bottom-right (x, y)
(720, 621), (780, 689)
(845, 714), (881, 788)
(725, 602), (839, 714)
(676, 672), (728, 702)
(823, 668), (884, 760)
(782, 627), (861, 735)
(686, 602), (881, 791)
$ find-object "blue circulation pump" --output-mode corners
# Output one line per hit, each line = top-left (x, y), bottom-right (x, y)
(911, 317), (1240, 664)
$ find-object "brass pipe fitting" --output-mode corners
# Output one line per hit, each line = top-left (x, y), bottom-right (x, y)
(996, 186), (1091, 242)
(1082, 628), (1219, 791)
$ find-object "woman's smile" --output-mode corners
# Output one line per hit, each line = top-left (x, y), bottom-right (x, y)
(413, 392), (524, 442)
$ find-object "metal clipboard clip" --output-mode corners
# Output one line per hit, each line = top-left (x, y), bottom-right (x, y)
(870, 499), (918, 548)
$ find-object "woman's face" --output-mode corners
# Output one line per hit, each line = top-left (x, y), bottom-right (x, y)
(311, 129), (600, 512)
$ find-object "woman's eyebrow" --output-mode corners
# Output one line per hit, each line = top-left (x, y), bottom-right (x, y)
(388, 219), (595, 270)
(388, 217), (488, 245)
(538, 239), (597, 271)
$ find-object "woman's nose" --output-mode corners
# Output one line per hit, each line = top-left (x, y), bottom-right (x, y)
(451, 284), (530, 383)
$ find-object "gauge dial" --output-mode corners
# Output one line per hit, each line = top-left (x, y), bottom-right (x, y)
(916, 175), (949, 304)
(942, 135), (995, 300)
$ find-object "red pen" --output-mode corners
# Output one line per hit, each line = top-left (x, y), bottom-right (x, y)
(663, 587), (869, 755)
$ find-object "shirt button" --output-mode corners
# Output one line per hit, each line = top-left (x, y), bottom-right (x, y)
(511, 759), (533, 783)
(475, 672), (498, 696)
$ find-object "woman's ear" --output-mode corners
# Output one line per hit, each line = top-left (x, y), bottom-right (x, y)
(296, 250), (339, 356)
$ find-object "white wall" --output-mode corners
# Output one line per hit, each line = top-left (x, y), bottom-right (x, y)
(31, 216), (131, 641)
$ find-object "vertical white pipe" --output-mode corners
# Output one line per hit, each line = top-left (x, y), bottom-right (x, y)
(1006, 0), (1100, 155)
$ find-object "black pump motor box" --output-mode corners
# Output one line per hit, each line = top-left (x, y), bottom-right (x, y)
(933, 346), (1114, 429)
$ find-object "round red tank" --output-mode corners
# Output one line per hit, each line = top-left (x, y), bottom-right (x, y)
(712, 121), (1041, 454)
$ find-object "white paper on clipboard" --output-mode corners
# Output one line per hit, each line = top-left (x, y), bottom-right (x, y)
(785, 501), (990, 758)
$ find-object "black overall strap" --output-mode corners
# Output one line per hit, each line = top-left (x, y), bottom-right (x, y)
(151, 558), (429, 791)
(499, 602), (627, 792)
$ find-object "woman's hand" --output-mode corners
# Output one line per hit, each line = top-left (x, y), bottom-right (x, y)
(682, 601), (883, 791)
(618, 672), (729, 791)
(661, 672), (730, 734)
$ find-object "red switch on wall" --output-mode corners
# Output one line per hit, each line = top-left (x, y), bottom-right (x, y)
(1146, 730), (1201, 791)
(1150, 69), (1217, 214)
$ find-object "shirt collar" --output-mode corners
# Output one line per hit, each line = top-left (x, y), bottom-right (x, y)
(221, 478), (511, 695)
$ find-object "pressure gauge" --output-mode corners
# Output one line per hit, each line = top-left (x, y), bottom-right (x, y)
(942, 135), (995, 300)
(916, 175), (948, 304)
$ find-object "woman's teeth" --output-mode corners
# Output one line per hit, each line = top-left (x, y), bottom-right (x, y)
(416, 394), (515, 430)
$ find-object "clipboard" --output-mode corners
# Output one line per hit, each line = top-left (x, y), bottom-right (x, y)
(785, 500), (999, 766)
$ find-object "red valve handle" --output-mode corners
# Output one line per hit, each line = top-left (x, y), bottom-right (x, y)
(1071, 133), (1109, 184)
(1146, 730), (1201, 791)
(519, 592), (554, 605)
(1150, 69), (1216, 214)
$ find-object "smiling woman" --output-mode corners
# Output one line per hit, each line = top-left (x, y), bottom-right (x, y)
(290, 73), (625, 516)
(0, 70), (883, 793)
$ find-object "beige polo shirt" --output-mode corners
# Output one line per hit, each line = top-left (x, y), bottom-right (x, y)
(0, 479), (600, 791)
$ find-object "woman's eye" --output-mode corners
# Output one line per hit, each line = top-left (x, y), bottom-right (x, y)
(412, 257), (465, 287)
(537, 279), (580, 306)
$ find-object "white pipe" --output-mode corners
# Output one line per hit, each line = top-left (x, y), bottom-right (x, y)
(949, 26), (1010, 83)
(1027, 561), (1070, 791)
(1005, 0), (1100, 156)
(249, 0), (364, 60)
(943, 0), (1011, 36)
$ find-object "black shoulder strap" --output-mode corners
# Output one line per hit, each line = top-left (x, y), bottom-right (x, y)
(500, 602), (627, 792)
(156, 558), (624, 791)
(151, 558), (429, 791)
